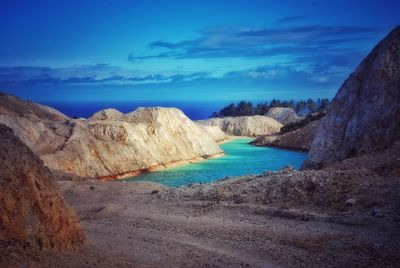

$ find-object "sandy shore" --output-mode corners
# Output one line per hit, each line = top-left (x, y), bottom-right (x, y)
(219, 135), (255, 144)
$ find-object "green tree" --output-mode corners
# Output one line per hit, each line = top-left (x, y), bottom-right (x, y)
(318, 98), (331, 112)
(307, 98), (317, 113)
(237, 101), (254, 116)
(288, 100), (296, 110)
(219, 103), (236, 117)
(254, 102), (269, 115)
(269, 98), (282, 108)
(296, 100), (307, 114)
(210, 111), (219, 118)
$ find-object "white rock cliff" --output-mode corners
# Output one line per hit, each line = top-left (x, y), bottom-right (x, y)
(0, 95), (223, 179)
(197, 115), (282, 137)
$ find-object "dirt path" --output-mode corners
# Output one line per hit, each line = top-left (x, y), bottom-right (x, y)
(47, 178), (400, 267)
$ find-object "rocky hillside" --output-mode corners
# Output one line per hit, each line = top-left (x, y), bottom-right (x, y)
(265, 107), (302, 125)
(197, 115), (282, 137)
(0, 93), (69, 121)
(0, 94), (72, 151)
(0, 94), (223, 179)
(280, 111), (325, 134)
(0, 124), (84, 267)
(306, 26), (400, 168)
(251, 119), (320, 151)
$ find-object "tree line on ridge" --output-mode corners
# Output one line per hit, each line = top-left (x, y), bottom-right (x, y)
(210, 98), (331, 118)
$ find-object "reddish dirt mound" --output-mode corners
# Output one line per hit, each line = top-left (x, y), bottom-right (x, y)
(0, 124), (84, 266)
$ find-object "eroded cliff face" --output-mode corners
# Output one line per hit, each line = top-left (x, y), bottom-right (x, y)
(251, 120), (320, 151)
(0, 93), (69, 121)
(0, 94), (71, 151)
(197, 115), (282, 137)
(0, 124), (84, 267)
(196, 124), (228, 142)
(44, 107), (223, 178)
(265, 107), (302, 125)
(0, 95), (223, 178)
(305, 26), (400, 168)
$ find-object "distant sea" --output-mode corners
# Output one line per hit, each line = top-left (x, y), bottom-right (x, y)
(42, 101), (227, 120)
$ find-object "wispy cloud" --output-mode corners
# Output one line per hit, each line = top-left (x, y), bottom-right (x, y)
(225, 64), (344, 85)
(0, 25), (383, 90)
(274, 15), (309, 25)
(128, 25), (380, 61)
(0, 65), (210, 87)
(236, 26), (377, 43)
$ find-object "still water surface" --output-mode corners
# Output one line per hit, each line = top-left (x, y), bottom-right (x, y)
(124, 138), (308, 187)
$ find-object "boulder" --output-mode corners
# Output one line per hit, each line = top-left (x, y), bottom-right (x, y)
(197, 115), (282, 137)
(305, 26), (400, 168)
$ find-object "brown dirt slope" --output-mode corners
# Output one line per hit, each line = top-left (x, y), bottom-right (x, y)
(251, 119), (320, 151)
(0, 124), (84, 267)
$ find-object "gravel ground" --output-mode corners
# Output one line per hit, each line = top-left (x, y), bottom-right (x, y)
(47, 148), (400, 267)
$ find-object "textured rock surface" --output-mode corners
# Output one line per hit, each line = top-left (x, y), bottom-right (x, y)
(88, 108), (125, 121)
(46, 107), (223, 178)
(0, 93), (69, 121)
(196, 124), (228, 142)
(306, 26), (400, 168)
(265, 107), (302, 125)
(0, 95), (223, 178)
(0, 94), (72, 151)
(280, 111), (325, 134)
(251, 119), (320, 151)
(0, 124), (84, 267)
(197, 115), (282, 137)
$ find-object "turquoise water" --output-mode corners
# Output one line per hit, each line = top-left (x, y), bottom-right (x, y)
(123, 138), (308, 187)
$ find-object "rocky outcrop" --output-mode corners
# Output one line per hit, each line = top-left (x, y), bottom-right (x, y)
(196, 124), (228, 142)
(0, 95), (223, 179)
(88, 108), (125, 121)
(46, 107), (223, 178)
(251, 119), (320, 151)
(0, 124), (84, 266)
(197, 115), (282, 137)
(265, 107), (302, 125)
(280, 111), (325, 134)
(305, 26), (400, 168)
(0, 93), (69, 121)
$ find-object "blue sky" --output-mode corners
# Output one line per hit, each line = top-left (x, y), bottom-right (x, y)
(0, 0), (399, 103)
